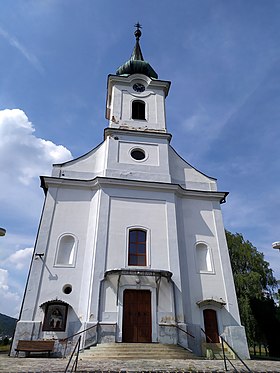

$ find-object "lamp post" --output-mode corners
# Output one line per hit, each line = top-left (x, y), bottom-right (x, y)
(0, 227), (6, 237)
(272, 242), (280, 250)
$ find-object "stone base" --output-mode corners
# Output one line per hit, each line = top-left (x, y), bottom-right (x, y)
(10, 321), (41, 357)
(158, 324), (177, 345)
(223, 325), (250, 359)
(184, 323), (203, 357)
(98, 323), (117, 344)
(84, 322), (98, 348)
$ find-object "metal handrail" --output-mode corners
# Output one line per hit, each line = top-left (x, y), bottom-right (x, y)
(60, 323), (97, 357)
(64, 335), (81, 373)
(60, 323), (97, 344)
(201, 327), (213, 343)
(160, 324), (195, 354)
(220, 336), (252, 372)
(172, 325), (195, 338)
(221, 339), (238, 372)
(200, 328), (251, 372)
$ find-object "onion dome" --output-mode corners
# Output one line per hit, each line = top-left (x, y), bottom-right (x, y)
(116, 23), (158, 79)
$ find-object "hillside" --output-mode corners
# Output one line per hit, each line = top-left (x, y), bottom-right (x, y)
(0, 313), (17, 338)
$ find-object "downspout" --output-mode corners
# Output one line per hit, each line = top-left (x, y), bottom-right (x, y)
(171, 279), (179, 343)
(97, 276), (106, 344)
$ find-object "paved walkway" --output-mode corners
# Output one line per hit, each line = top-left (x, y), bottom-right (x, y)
(1, 354), (280, 372)
(0, 355), (280, 373)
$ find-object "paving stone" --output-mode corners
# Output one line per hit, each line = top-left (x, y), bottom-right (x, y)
(0, 354), (280, 372)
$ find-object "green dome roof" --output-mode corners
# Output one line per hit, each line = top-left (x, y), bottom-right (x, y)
(116, 24), (158, 79)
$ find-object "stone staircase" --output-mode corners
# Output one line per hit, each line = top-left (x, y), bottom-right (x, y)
(81, 343), (200, 360)
(202, 343), (235, 360)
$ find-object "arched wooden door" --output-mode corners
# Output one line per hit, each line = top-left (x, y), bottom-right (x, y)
(122, 290), (152, 342)
(203, 309), (219, 343)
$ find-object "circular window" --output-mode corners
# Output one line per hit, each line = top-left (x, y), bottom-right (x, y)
(63, 284), (72, 294)
(130, 148), (146, 161)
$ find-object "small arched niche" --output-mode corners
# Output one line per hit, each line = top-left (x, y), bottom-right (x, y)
(41, 300), (69, 332)
(196, 242), (213, 273)
(55, 234), (77, 267)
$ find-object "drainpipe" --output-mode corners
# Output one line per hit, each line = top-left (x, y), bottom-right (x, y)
(171, 279), (180, 344)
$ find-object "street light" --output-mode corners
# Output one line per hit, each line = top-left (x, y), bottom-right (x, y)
(0, 227), (6, 236)
(272, 242), (280, 250)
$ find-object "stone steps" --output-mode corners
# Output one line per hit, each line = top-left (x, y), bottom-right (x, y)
(203, 343), (235, 360)
(81, 343), (200, 360)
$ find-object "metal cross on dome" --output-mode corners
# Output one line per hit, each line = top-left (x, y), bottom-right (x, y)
(134, 22), (142, 30)
(134, 22), (142, 40)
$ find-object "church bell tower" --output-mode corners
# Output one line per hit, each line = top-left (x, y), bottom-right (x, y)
(106, 23), (170, 133)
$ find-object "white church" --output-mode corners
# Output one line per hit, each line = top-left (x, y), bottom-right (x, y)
(12, 25), (249, 359)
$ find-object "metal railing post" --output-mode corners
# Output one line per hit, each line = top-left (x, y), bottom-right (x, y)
(220, 335), (252, 372)
(221, 337), (228, 371)
(64, 335), (81, 373)
(200, 328), (251, 372)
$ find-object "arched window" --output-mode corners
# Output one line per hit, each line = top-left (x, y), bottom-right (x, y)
(196, 242), (213, 272)
(128, 229), (147, 266)
(55, 235), (76, 266)
(132, 100), (145, 120)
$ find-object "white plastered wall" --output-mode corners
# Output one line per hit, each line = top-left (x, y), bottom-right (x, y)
(176, 196), (241, 329)
(107, 74), (168, 132)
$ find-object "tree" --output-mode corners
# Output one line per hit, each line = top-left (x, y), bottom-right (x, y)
(3, 337), (9, 346)
(250, 297), (279, 357)
(226, 231), (276, 299)
(226, 231), (279, 356)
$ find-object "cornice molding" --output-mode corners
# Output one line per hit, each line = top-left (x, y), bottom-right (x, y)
(104, 127), (172, 142)
(40, 176), (228, 203)
(107, 74), (171, 96)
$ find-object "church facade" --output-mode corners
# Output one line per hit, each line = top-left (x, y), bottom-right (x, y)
(12, 26), (249, 358)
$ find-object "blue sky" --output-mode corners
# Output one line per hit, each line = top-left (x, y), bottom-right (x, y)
(0, 0), (280, 317)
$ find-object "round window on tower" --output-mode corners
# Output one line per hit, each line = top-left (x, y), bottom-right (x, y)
(63, 284), (72, 294)
(130, 148), (146, 161)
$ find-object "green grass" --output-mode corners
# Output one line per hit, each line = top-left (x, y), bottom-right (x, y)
(249, 346), (280, 361)
(0, 344), (10, 353)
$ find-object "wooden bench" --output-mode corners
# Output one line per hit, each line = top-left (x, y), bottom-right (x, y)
(15, 340), (55, 357)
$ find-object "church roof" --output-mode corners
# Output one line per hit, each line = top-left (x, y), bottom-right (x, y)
(116, 23), (158, 79)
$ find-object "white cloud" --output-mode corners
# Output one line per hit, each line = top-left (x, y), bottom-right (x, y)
(0, 109), (72, 185)
(0, 268), (21, 317)
(0, 247), (33, 316)
(0, 26), (44, 73)
(0, 269), (9, 291)
(5, 247), (33, 270)
(0, 109), (73, 316)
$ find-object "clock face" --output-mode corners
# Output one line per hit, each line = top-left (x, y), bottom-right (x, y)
(133, 83), (145, 92)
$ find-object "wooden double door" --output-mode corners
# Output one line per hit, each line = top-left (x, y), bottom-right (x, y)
(122, 290), (152, 343)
